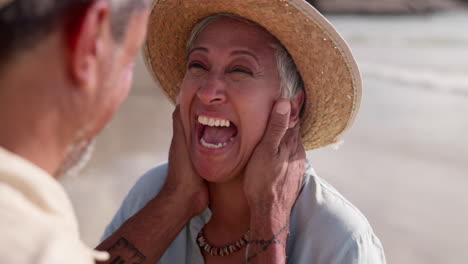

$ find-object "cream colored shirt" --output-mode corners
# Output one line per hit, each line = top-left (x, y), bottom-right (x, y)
(0, 147), (108, 263)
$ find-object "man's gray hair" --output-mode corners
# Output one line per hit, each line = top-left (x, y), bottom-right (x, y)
(0, 0), (149, 66)
(186, 13), (304, 99)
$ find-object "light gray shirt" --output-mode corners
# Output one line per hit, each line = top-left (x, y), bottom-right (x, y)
(102, 162), (386, 264)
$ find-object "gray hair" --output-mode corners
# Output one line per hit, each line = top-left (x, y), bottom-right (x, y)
(0, 0), (149, 67)
(186, 13), (304, 99)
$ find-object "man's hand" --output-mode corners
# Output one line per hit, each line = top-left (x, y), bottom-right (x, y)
(243, 99), (306, 263)
(163, 105), (209, 217)
(96, 106), (209, 264)
(244, 99), (306, 219)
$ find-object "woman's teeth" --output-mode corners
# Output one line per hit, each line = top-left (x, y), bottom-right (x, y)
(198, 115), (231, 127)
(201, 138), (228, 149)
(197, 115), (235, 149)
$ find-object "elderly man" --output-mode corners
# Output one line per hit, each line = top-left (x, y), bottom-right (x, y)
(0, 0), (303, 263)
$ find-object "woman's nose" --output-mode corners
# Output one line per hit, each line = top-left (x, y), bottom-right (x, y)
(196, 73), (227, 105)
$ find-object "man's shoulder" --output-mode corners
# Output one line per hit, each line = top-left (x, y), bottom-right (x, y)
(0, 181), (95, 264)
(0, 170), (56, 225)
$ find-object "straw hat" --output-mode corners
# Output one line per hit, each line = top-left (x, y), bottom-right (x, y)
(144, 0), (362, 150)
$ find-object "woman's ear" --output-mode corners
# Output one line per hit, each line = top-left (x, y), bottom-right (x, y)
(289, 90), (305, 128)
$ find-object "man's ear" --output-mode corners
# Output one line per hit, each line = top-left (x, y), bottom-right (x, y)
(66, 0), (111, 93)
(288, 90), (305, 128)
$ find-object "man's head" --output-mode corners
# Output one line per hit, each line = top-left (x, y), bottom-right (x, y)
(0, 0), (149, 68)
(0, 0), (150, 177)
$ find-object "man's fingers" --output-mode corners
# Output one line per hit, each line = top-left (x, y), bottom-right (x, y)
(171, 105), (186, 149)
(172, 105), (182, 132)
(289, 139), (306, 193)
(291, 138), (306, 162)
(262, 99), (291, 151)
(277, 124), (300, 160)
(285, 125), (300, 154)
(286, 134), (306, 179)
(287, 127), (305, 163)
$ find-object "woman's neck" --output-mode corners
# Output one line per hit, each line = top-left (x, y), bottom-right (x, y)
(203, 174), (250, 245)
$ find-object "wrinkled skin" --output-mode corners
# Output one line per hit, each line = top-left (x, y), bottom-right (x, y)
(178, 18), (283, 183)
(168, 17), (307, 264)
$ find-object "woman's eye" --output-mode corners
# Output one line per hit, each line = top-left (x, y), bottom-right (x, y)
(188, 62), (208, 76)
(188, 62), (207, 70)
(231, 67), (253, 75)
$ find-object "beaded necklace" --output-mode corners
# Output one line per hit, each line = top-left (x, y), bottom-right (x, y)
(197, 230), (250, 257)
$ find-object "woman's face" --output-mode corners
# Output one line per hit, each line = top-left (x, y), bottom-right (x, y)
(179, 18), (282, 182)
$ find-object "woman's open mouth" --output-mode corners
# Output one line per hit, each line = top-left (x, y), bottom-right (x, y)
(196, 115), (238, 150)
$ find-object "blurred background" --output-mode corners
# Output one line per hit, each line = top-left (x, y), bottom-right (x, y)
(61, 1), (468, 263)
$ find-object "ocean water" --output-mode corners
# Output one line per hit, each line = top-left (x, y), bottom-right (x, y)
(326, 12), (468, 171)
(331, 12), (468, 95)
(62, 11), (468, 264)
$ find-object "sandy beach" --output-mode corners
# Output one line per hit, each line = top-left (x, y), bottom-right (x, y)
(61, 12), (468, 264)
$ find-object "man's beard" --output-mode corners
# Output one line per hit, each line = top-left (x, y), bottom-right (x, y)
(55, 139), (96, 179)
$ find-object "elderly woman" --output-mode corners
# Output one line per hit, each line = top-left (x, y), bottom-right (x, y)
(103, 0), (386, 263)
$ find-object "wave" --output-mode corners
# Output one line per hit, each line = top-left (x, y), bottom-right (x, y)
(359, 62), (468, 96)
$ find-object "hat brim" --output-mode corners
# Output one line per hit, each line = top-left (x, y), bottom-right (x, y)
(144, 0), (362, 150)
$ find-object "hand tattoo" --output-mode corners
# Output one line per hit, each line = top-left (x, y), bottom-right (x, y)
(107, 238), (146, 264)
